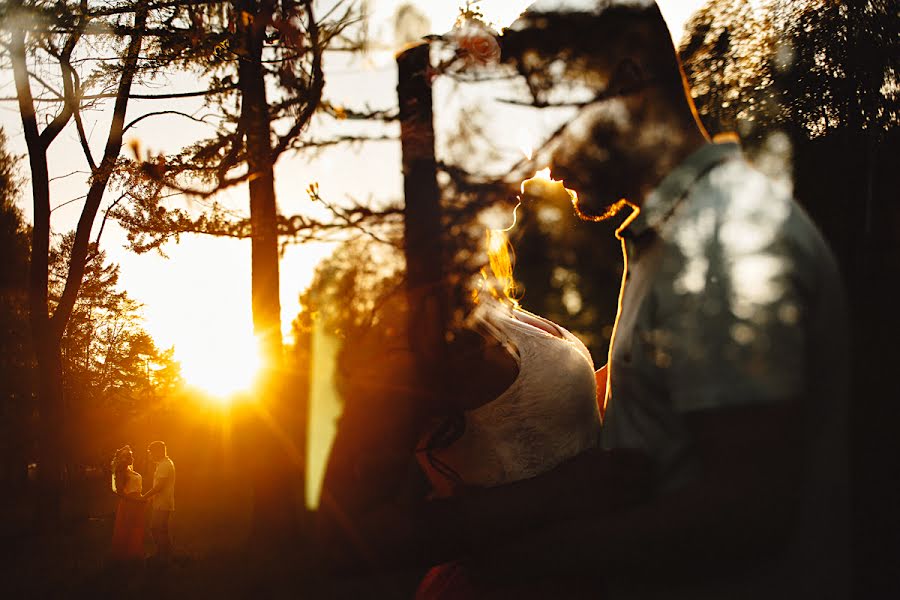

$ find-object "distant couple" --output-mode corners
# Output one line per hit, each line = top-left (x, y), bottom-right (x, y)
(317, 2), (850, 599)
(109, 441), (176, 565)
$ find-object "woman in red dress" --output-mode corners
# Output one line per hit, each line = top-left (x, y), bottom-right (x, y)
(109, 445), (147, 563)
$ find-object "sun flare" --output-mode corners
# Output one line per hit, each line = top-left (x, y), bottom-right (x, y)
(179, 332), (263, 401)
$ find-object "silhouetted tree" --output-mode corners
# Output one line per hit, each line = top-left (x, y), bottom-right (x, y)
(1, 0), (155, 527)
(46, 233), (182, 465)
(679, 0), (781, 146)
(0, 129), (34, 490)
(680, 0), (898, 145)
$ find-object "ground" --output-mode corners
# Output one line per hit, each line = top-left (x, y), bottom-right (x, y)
(0, 477), (423, 599)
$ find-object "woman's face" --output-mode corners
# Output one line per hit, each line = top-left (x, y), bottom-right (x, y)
(550, 94), (654, 220)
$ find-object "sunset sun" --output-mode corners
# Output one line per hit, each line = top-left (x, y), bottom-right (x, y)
(179, 331), (263, 401)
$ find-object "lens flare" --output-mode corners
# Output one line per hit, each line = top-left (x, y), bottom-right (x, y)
(179, 333), (263, 401)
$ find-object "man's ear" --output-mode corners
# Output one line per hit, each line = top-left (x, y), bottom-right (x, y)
(610, 57), (645, 94)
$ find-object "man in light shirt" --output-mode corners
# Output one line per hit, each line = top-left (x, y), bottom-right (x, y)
(142, 440), (176, 562)
(473, 1), (850, 598)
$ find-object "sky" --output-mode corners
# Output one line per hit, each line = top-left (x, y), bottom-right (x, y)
(0, 0), (707, 394)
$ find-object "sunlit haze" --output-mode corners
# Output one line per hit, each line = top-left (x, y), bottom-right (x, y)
(0, 0), (706, 398)
(376, 1), (701, 39)
(181, 330), (262, 400)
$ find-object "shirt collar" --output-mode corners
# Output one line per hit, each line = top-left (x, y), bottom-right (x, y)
(616, 141), (743, 240)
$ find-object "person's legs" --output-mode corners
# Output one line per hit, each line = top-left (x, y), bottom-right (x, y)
(150, 509), (172, 561)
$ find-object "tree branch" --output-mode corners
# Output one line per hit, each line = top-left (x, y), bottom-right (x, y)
(94, 192), (128, 248)
(39, 31), (82, 148)
(71, 69), (98, 172)
(52, 6), (149, 339)
(123, 110), (218, 134)
(272, 0), (325, 159)
(321, 101), (398, 122)
(0, 84), (239, 103)
(290, 134), (396, 151)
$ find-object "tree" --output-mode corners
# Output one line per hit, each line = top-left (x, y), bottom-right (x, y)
(679, 0), (899, 322)
(0, 128), (34, 490)
(680, 0), (898, 144)
(49, 233), (181, 465)
(2, 0), (152, 526)
(110, 0), (367, 364)
(678, 0), (782, 146)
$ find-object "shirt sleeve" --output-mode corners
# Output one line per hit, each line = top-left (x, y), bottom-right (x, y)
(656, 183), (812, 413)
(156, 460), (173, 479)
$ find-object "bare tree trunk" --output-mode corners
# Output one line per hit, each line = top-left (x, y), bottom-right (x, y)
(398, 41), (447, 417)
(236, 0), (298, 545)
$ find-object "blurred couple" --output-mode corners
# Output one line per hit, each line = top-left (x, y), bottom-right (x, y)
(317, 1), (849, 599)
(109, 441), (176, 565)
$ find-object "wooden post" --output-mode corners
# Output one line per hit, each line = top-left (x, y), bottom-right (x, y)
(397, 42), (446, 414)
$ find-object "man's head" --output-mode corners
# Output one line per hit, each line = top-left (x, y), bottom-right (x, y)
(148, 440), (167, 462)
(503, 1), (709, 219)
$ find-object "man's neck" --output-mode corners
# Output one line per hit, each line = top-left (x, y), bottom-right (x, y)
(636, 136), (710, 206)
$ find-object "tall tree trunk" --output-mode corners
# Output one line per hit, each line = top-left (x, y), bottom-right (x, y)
(33, 336), (64, 528)
(10, 5), (69, 529)
(238, 1), (283, 371)
(236, 0), (298, 545)
(398, 42), (447, 418)
(10, 3), (146, 529)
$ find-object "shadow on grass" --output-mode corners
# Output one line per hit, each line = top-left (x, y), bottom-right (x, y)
(3, 533), (423, 599)
(0, 507), (423, 599)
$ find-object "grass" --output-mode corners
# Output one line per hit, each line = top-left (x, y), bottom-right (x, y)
(0, 478), (423, 599)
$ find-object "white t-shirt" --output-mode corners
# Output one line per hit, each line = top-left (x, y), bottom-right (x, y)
(152, 456), (176, 511)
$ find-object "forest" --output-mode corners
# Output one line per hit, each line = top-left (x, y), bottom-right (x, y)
(0, 0), (897, 597)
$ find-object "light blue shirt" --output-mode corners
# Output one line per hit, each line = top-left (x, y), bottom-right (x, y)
(601, 142), (850, 598)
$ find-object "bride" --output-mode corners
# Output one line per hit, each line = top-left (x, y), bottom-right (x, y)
(315, 229), (648, 596)
(109, 445), (147, 563)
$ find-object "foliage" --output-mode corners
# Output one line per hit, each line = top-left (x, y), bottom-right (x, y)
(0, 129), (28, 290)
(1, 1), (169, 522)
(0, 129), (34, 484)
(49, 234), (182, 417)
(680, 0), (899, 143)
(679, 0), (781, 143)
(296, 236), (405, 338)
(772, 0), (898, 138)
(108, 0), (397, 253)
(44, 232), (182, 465)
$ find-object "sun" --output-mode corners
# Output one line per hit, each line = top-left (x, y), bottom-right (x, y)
(178, 331), (263, 401)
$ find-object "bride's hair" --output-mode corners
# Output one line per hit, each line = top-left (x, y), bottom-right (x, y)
(330, 211), (525, 492)
(110, 445), (132, 495)
(417, 226), (524, 488)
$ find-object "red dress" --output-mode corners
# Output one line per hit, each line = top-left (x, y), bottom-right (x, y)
(110, 470), (145, 561)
